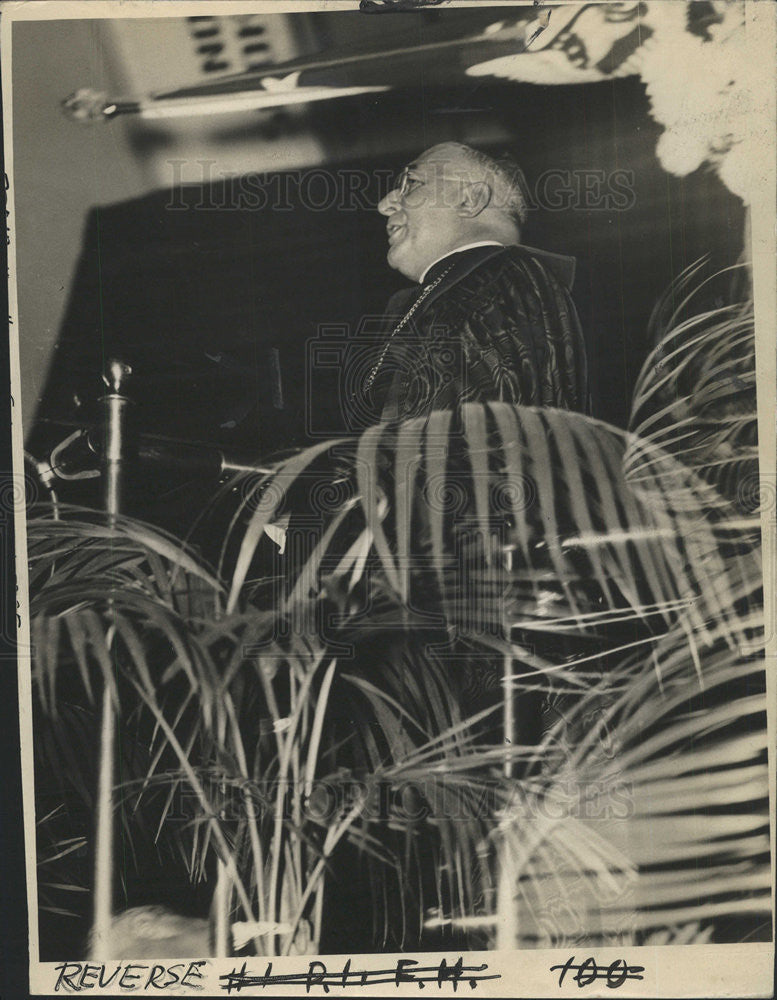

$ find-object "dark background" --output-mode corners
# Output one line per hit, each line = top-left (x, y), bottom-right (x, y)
(28, 74), (744, 537)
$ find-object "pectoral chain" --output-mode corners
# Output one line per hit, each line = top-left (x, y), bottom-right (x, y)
(362, 264), (454, 392)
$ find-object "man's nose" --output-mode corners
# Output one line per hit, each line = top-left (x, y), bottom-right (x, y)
(377, 187), (401, 216)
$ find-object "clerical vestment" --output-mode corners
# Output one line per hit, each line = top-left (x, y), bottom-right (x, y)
(375, 243), (588, 421)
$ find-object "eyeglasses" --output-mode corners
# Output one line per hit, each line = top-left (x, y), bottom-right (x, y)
(393, 167), (424, 200)
(392, 165), (467, 202)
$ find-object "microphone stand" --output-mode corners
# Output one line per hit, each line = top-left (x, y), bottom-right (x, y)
(91, 359), (132, 958)
(100, 360), (133, 522)
(83, 358), (268, 958)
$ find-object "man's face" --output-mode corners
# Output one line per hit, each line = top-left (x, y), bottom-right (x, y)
(377, 146), (471, 282)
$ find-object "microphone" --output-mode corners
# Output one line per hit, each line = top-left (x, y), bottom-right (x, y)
(36, 426), (268, 484)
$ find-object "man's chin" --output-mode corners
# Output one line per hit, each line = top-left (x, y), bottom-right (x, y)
(386, 245), (420, 282)
(386, 243), (402, 269)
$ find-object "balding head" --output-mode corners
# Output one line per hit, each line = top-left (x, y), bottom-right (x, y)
(423, 143), (529, 226)
(377, 143), (528, 281)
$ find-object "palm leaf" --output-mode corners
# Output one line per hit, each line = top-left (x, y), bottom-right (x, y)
(628, 263), (757, 509)
(30, 257), (767, 954)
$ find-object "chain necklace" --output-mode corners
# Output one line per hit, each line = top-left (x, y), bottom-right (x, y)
(363, 264), (454, 392)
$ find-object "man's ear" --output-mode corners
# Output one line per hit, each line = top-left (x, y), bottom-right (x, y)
(458, 180), (492, 217)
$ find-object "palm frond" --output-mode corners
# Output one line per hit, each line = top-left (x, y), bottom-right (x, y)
(628, 262), (758, 510)
(30, 259), (767, 955)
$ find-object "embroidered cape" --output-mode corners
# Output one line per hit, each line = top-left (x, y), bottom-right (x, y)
(375, 243), (588, 421)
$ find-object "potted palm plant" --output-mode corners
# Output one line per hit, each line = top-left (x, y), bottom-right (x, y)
(29, 262), (770, 957)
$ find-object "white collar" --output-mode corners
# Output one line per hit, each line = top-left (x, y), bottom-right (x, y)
(419, 241), (505, 284)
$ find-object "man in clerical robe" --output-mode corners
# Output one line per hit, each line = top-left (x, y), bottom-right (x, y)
(364, 142), (588, 422)
(314, 146), (591, 951)
(359, 143), (591, 731)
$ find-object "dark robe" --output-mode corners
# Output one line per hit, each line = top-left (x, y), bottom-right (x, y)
(374, 243), (588, 422)
(367, 244), (590, 745)
(321, 245), (589, 949)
